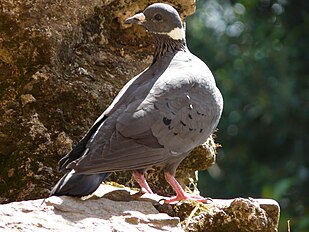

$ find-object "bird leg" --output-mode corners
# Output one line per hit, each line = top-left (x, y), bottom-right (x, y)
(163, 172), (212, 204)
(133, 171), (153, 194)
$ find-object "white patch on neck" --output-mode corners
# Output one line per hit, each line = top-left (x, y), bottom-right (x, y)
(167, 27), (185, 40)
(154, 27), (185, 40)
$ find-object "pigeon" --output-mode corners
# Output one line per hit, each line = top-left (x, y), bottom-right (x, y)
(50, 3), (223, 204)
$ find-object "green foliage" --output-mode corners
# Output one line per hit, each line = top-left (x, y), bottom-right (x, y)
(187, 0), (309, 231)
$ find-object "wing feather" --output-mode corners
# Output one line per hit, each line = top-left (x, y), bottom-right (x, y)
(68, 52), (222, 174)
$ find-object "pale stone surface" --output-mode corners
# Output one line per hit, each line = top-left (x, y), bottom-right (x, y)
(0, 195), (182, 232)
(0, 184), (280, 232)
(93, 184), (280, 232)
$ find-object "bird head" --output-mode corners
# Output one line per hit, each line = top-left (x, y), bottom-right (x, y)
(124, 3), (185, 41)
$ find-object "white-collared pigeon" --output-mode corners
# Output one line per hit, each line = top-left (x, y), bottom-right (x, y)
(50, 3), (223, 204)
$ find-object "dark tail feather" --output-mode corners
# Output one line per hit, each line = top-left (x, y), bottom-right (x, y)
(50, 171), (111, 197)
(58, 115), (107, 172)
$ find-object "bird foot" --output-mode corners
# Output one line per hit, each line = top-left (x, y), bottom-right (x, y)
(162, 193), (212, 204)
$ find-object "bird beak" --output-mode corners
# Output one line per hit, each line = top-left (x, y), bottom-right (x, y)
(124, 12), (146, 25)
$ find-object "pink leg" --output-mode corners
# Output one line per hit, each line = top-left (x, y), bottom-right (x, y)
(164, 172), (211, 204)
(133, 171), (153, 194)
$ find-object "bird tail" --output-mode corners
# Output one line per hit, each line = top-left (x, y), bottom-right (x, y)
(50, 170), (111, 197)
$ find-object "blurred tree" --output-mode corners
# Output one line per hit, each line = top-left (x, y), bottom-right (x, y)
(187, 0), (308, 231)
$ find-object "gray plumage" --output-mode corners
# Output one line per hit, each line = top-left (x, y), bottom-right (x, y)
(51, 3), (223, 200)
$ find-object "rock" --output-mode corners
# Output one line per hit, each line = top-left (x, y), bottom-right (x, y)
(0, 184), (280, 232)
(174, 198), (281, 232)
(0, 0), (203, 203)
(0, 196), (182, 232)
(20, 94), (36, 107)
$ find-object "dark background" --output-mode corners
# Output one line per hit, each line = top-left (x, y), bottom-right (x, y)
(186, 0), (308, 231)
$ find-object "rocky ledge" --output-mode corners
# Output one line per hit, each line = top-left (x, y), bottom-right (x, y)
(0, 183), (280, 232)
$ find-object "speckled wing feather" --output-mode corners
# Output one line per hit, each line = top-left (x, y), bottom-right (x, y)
(117, 52), (222, 154)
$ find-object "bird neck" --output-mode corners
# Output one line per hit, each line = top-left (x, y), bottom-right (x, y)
(152, 35), (187, 64)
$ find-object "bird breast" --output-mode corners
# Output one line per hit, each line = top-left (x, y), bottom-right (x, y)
(150, 55), (223, 154)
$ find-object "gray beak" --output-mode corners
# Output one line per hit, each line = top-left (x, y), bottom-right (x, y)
(124, 12), (146, 25)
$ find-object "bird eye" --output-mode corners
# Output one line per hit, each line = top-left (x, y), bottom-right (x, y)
(154, 13), (162, 21)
